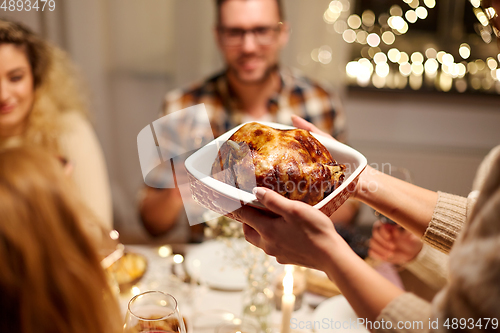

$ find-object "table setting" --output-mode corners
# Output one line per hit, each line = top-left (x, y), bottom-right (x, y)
(109, 240), (371, 333)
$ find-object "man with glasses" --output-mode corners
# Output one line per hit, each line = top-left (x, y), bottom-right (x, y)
(139, 0), (352, 239)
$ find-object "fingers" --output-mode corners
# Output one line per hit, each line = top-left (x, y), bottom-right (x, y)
(253, 187), (301, 218)
(243, 223), (262, 248)
(368, 238), (394, 260)
(371, 227), (396, 251)
(232, 205), (274, 230)
(291, 115), (331, 138)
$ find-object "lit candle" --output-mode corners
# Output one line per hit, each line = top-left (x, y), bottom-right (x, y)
(280, 265), (295, 333)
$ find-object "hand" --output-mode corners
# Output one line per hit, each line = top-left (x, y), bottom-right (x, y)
(232, 187), (346, 271)
(291, 115), (335, 140)
(368, 220), (423, 265)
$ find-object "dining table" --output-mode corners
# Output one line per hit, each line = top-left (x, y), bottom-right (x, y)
(115, 240), (404, 333)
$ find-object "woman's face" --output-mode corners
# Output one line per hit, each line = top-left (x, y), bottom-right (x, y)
(0, 44), (35, 137)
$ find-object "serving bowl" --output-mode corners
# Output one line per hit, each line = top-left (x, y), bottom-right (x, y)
(184, 121), (367, 222)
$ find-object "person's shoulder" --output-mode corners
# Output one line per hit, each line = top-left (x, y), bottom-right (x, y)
(163, 71), (224, 114)
(58, 110), (90, 129)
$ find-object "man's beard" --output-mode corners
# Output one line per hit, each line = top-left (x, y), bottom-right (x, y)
(228, 61), (279, 85)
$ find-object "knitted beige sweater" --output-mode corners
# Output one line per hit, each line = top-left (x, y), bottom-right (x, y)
(376, 146), (500, 333)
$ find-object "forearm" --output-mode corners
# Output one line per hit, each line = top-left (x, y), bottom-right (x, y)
(355, 166), (438, 237)
(139, 187), (184, 236)
(324, 235), (405, 322)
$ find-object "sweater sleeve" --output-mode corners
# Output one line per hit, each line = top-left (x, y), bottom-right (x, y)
(403, 244), (448, 290)
(375, 293), (432, 333)
(421, 192), (468, 254)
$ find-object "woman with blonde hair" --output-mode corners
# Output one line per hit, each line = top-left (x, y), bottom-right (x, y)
(0, 19), (112, 229)
(0, 147), (122, 333)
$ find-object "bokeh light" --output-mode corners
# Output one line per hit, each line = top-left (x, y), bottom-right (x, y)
(342, 29), (356, 43)
(376, 63), (390, 77)
(408, 0), (419, 9)
(468, 61), (478, 74)
(382, 31), (396, 45)
(390, 5), (403, 16)
(347, 14), (362, 29)
(410, 73), (423, 90)
(334, 21), (348, 34)
(374, 52), (388, 64)
(425, 48), (437, 59)
(487, 57), (498, 70)
(397, 21), (409, 34)
(367, 33), (381, 47)
(439, 73), (453, 92)
(476, 59), (486, 70)
(318, 45), (333, 64)
(411, 63), (424, 75)
(424, 0), (436, 8)
(388, 48), (401, 63)
(399, 62), (412, 76)
(362, 10), (376, 27)
(411, 52), (424, 64)
(405, 10), (418, 23)
(398, 52), (409, 64)
(437, 51), (446, 63)
(356, 30), (368, 44)
(424, 58), (439, 75)
(416, 7), (428, 19)
(388, 16), (406, 30)
(459, 43), (471, 59)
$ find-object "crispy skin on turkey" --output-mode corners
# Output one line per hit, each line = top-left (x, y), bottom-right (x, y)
(211, 122), (345, 205)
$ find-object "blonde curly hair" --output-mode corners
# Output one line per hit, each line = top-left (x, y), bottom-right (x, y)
(0, 19), (88, 154)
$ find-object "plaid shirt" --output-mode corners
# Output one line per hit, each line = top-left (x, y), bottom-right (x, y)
(145, 68), (348, 241)
(162, 68), (347, 144)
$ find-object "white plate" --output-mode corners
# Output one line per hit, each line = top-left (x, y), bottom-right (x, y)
(313, 295), (369, 333)
(184, 121), (367, 210)
(184, 240), (247, 291)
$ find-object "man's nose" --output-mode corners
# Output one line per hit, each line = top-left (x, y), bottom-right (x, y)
(241, 31), (258, 52)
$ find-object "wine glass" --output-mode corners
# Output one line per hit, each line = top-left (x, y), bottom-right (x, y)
(124, 291), (187, 333)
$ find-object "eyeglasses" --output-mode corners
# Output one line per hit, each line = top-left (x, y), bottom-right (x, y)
(217, 23), (283, 46)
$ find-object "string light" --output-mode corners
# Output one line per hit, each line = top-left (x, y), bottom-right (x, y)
(424, 0), (436, 8)
(362, 10), (376, 27)
(367, 33), (381, 47)
(388, 48), (401, 63)
(382, 31), (396, 45)
(487, 57), (498, 70)
(326, 0), (500, 94)
(342, 29), (356, 43)
(347, 14), (362, 29)
(406, 10), (418, 23)
(459, 43), (471, 59)
(424, 58), (439, 75)
(374, 52), (388, 64)
(398, 52), (409, 64)
(415, 7), (428, 19)
(411, 52), (424, 64)
(425, 48), (437, 59)
(356, 30), (368, 44)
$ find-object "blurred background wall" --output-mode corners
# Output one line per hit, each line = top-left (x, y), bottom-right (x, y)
(3, 0), (499, 242)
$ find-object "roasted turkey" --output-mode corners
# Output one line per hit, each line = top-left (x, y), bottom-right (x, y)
(211, 122), (345, 205)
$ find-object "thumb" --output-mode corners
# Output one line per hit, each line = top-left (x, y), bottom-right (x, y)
(253, 187), (298, 218)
